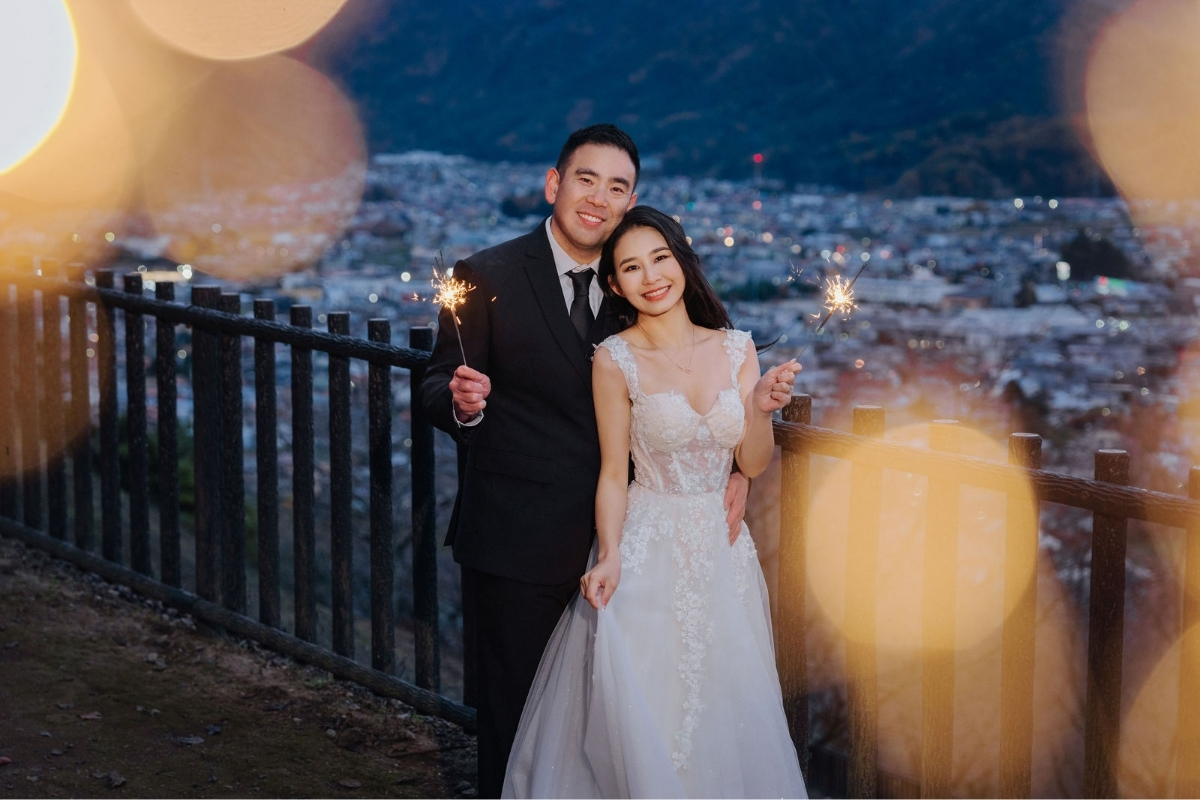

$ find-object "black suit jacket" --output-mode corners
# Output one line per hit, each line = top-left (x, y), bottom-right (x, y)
(420, 224), (626, 585)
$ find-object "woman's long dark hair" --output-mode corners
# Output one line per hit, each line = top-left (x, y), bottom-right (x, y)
(599, 206), (733, 331)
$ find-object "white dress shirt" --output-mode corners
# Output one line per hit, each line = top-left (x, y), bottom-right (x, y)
(545, 217), (604, 317)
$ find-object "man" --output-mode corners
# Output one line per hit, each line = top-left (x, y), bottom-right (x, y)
(420, 124), (748, 796)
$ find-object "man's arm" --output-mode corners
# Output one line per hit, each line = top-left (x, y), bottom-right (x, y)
(420, 260), (492, 441)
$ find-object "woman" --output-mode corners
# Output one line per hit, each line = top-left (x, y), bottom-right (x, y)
(503, 207), (807, 798)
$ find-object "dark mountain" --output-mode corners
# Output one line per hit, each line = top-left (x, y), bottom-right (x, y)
(312, 0), (1114, 197)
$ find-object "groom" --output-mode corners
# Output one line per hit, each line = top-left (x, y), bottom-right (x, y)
(421, 124), (749, 796)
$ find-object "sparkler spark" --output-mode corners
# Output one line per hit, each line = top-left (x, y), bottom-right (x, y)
(815, 273), (859, 328)
(432, 268), (473, 320)
(797, 262), (867, 357)
(430, 253), (475, 366)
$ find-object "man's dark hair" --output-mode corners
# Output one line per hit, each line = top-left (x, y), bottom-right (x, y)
(555, 124), (640, 186)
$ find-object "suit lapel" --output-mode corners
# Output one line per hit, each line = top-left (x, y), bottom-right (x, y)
(523, 232), (592, 385)
(591, 296), (624, 344)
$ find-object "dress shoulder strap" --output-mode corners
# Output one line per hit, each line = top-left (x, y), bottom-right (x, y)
(598, 334), (641, 398)
(723, 329), (752, 391)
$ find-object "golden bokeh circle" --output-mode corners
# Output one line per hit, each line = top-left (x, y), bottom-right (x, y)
(139, 55), (366, 281)
(128, 0), (349, 61)
(1085, 0), (1200, 225)
(799, 422), (1039, 653)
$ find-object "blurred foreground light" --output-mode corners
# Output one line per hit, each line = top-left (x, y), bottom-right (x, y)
(802, 424), (1038, 654)
(140, 55), (366, 280)
(1121, 624), (1200, 795)
(0, 51), (136, 266)
(1085, 0), (1200, 227)
(128, 0), (350, 61)
(792, 422), (1082, 793)
(0, 0), (77, 174)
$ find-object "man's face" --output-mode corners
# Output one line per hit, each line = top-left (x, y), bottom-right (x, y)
(544, 143), (638, 263)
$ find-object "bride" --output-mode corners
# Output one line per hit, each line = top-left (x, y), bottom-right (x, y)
(503, 206), (807, 798)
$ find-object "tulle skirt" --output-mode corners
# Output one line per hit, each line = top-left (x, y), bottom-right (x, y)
(503, 484), (807, 798)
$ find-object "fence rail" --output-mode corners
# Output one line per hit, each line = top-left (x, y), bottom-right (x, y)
(3, 265), (1200, 796)
(0, 266), (468, 729)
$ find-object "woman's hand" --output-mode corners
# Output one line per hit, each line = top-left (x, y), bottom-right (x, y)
(752, 359), (800, 415)
(581, 553), (621, 610)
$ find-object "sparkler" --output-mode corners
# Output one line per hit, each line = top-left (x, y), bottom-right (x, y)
(796, 262), (867, 356)
(811, 263), (865, 332)
(430, 252), (475, 366)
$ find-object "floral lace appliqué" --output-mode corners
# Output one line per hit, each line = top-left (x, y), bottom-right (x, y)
(598, 329), (756, 772)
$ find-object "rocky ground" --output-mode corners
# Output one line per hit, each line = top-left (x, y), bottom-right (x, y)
(0, 536), (477, 798)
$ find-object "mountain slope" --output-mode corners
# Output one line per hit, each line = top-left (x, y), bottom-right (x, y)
(315, 0), (1107, 196)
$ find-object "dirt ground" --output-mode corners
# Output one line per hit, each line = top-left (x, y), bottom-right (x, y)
(0, 536), (477, 799)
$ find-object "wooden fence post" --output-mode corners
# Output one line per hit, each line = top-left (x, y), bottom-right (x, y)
(1000, 432), (1041, 798)
(921, 420), (960, 797)
(1084, 449), (1129, 798)
(847, 405), (884, 798)
(778, 394), (812, 779)
(1176, 466), (1200, 798)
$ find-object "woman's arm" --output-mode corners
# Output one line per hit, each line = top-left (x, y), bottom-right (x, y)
(735, 341), (799, 478)
(581, 346), (632, 610)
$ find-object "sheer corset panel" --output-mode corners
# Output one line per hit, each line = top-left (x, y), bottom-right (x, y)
(598, 330), (750, 496)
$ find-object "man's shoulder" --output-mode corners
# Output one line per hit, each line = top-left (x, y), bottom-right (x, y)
(463, 224), (549, 273)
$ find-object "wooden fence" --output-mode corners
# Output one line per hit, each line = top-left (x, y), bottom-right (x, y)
(1, 264), (1199, 796)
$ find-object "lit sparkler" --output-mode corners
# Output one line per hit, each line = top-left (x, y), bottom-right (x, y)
(812, 264), (865, 332)
(797, 262), (867, 356)
(430, 252), (475, 366)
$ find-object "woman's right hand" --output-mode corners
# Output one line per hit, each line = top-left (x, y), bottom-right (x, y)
(581, 553), (621, 610)
(751, 359), (800, 414)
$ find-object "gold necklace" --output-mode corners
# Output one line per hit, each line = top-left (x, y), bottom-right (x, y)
(637, 322), (695, 374)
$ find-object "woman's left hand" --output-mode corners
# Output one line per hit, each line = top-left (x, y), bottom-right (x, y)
(752, 359), (800, 414)
(581, 553), (621, 610)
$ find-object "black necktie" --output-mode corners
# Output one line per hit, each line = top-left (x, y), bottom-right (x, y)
(568, 269), (595, 341)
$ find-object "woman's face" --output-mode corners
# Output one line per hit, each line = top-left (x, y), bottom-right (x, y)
(608, 226), (687, 318)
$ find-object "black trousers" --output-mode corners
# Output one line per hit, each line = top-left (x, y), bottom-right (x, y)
(461, 565), (578, 798)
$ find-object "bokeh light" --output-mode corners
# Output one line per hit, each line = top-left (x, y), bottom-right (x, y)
(128, 0), (350, 61)
(1121, 624), (1200, 796)
(792, 423), (1082, 793)
(1085, 0), (1200, 226)
(802, 424), (1038, 653)
(0, 0), (214, 268)
(139, 55), (367, 281)
(0, 52), (136, 267)
(0, 0), (77, 174)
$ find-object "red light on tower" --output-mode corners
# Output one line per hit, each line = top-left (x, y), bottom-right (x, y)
(753, 153), (764, 164)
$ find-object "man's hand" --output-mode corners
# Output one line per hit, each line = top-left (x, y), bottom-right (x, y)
(449, 365), (492, 422)
(724, 471), (750, 544)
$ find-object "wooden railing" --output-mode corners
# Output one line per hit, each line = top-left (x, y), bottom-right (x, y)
(0, 264), (470, 729)
(775, 397), (1200, 798)
(3, 262), (1200, 796)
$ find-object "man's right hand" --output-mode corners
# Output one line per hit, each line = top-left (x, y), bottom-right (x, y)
(449, 365), (492, 422)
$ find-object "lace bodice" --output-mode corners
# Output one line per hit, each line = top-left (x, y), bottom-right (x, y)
(599, 330), (749, 495)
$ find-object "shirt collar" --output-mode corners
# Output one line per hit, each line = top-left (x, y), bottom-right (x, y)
(545, 217), (599, 277)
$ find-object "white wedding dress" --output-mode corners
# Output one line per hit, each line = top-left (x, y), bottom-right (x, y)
(503, 329), (807, 799)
